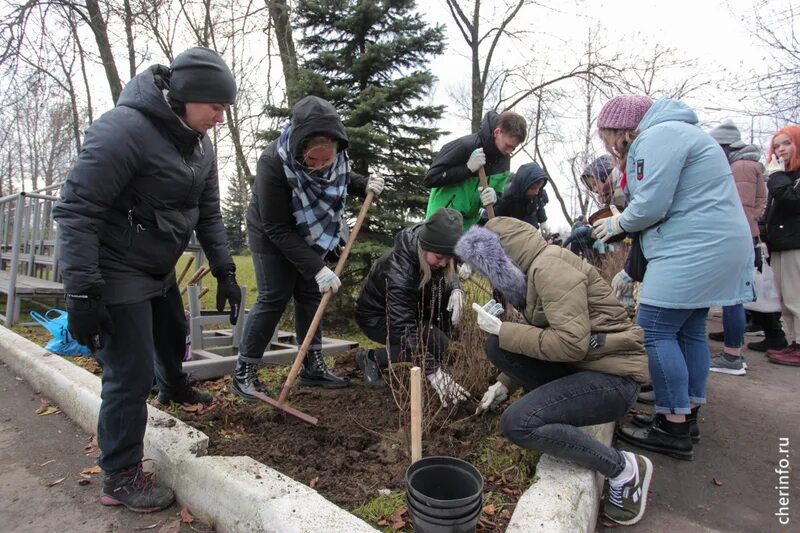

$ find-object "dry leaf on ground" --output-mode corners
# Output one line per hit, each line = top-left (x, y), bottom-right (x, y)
(180, 506), (194, 523)
(712, 477), (723, 486)
(47, 476), (67, 487)
(309, 476), (319, 488)
(77, 479), (91, 486)
(81, 465), (102, 475)
(35, 400), (60, 416)
(483, 503), (496, 516)
(39, 459), (56, 467)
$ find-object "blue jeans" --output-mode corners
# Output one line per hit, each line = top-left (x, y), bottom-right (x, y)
(485, 337), (638, 478)
(94, 285), (187, 471)
(636, 304), (710, 415)
(722, 304), (745, 348)
(239, 252), (322, 364)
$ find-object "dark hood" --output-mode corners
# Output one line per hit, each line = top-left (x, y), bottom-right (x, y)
(507, 162), (547, 199)
(729, 143), (762, 163)
(478, 111), (503, 162)
(289, 95), (349, 158)
(116, 65), (202, 155)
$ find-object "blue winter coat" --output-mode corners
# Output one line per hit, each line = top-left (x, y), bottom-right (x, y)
(618, 98), (754, 309)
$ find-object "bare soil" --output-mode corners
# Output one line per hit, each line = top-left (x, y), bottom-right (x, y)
(169, 350), (538, 532)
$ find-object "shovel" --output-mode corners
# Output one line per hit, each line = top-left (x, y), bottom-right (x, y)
(255, 189), (376, 425)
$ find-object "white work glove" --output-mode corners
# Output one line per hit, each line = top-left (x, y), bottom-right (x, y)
(366, 173), (385, 196)
(479, 186), (497, 207)
(314, 266), (341, 294)
(427, 368), (471, 408)
(592, 205), (624, 243)
(457, 263), (472, 279)
(475, 381), (509, 415)
(765, 154), (786, 177)
(466, 148), (486, 173)
(447, 289), (464, 325)
(611, 270), (634, 300)
(472, 302), (502, 336)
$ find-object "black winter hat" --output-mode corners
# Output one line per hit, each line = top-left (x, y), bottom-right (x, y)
(419, 208), (463, 255)
(169, 47), (237, 104)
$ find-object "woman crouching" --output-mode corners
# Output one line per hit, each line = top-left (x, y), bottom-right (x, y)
(354, 208), (469, 407)
(458, 216), (652, 526)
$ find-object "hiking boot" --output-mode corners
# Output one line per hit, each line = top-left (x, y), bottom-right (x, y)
(709, 353), (747, 375)
(637, 389), (655, 405)
(747, 338), (788, 352)
(768, 345), (800, 366)
(603, 452), (653, 525)
(708, 331), (725, 342)
(101, 462), (174, 513)
(632, 406), (701, 443)
(616, 414), (693, 460)
(356, 349), (385, 389)
(156, 380), (212, 405)
(298, 350), (351, 388)
(230, 359), (272, 401)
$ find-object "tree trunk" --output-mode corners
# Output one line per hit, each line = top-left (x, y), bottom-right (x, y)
(123, 0), (136, 79)
(470, 0), (482, 133)
(268, 0), (300, 106)
(84, 0), (123, 104)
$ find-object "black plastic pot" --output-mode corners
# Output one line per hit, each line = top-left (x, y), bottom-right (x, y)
(406, 456), (484, 508)
(405, 494), (482, 533)
(406, 490), (482, 519)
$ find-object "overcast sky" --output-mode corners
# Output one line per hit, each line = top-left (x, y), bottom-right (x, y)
(422, 0), (779, 231)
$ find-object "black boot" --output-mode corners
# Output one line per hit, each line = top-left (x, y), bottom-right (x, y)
(356, 349), (385, 389)
(636, 389), (655, 405)
(747, 337), (788, 352)
(298, 350), (351, 388)
(101, 462), (174, 513)
(156, 379), (212, 405)
(616, 414), (693, 460)
(230, 359), (272, 401)
(632, 406), (701, 443)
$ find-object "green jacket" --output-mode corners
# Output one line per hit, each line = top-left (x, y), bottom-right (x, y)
(424, 112), (511, 230)
(487, 217), (650, 384)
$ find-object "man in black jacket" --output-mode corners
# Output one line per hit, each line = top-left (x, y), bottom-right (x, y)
(53, 47), (242, 513)
(424, 111), (526, 230)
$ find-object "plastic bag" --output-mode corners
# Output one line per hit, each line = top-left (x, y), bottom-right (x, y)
(30, 309), (91, 357)
(743, 263), (782, 313)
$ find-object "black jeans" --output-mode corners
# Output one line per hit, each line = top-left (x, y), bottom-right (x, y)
(485, 336), (639, 477)
(239, 251), (322, 364)
(750, 311), (787, 343)
(94, 284), (187, 472)
(359, 320), (450, 374)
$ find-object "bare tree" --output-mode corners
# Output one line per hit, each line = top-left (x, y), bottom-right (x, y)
(267, 0), (299, 106)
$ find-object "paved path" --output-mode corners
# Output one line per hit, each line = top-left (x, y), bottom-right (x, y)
(0, 361), (208, 533)
(597, 312), (799, 532)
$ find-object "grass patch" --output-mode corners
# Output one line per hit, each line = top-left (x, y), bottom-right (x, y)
(352, 491), (409, 533)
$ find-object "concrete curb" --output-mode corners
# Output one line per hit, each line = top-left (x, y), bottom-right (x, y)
(0, 325), (610, 532)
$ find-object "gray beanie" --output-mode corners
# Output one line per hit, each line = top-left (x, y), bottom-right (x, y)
(419, 208), (463, 255)
(709, 120), (741, 146)
(169, 47), (237, 104)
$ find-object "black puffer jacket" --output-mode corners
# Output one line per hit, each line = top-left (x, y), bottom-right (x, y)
(53, 65), (233, 305)
(423, 111), (509, 188)
(493, 162), (548, 228)
(246, 96), (367, 280)
(763, 168), (800, 252)
(355, 224), (458, 344)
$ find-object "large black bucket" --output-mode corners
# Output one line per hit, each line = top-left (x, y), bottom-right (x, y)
(405, 456), (484, 533)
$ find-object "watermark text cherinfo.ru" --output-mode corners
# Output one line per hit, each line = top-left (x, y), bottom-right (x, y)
(775, 437), (791, 526)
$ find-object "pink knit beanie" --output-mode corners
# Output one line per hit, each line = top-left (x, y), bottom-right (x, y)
(597, 95), (654, 130)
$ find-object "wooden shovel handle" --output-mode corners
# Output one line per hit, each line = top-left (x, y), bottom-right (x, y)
(478, 167), (495, 219)
(277, 190), (376, 405)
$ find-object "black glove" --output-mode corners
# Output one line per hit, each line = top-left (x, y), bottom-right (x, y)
(214, 268), (242, 325)
(754, 244), (763, 273)
(66, 293), (114, 351)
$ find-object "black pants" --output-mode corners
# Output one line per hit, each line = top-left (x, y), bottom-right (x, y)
(359, 320), (450, 373)
(750, 311), (787, 343)
(485, 336), (638, 477)
(93, 284), (187, 472)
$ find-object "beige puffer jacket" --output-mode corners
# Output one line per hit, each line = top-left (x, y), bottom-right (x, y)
(487, 217), (649, 383)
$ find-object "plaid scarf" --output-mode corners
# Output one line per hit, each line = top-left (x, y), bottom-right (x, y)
(277, 122), (350, 255)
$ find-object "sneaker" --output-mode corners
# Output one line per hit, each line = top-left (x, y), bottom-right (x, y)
(707, 331), (725, 342)
(767, 342), (798, 356)
(632, 406), (701, 443)
(156, 380), (212, 405)
(747, 338), (788, 352)
(230, 359), (272, 401)
(768, 345), (800, 366)
(616, 414), (693, 460)
(100, 462), (174, 513)
(603, 452), (653, 525)
(709, 353), (746, 376)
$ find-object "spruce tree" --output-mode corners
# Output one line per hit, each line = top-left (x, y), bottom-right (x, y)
(222, 166), (250, 255)
(293, 0), (446, 241)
